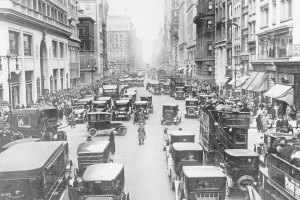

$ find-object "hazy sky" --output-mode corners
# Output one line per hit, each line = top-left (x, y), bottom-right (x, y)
(107, 0), (164, 63)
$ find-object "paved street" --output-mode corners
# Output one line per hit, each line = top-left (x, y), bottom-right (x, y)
(62, 82), (262, 200)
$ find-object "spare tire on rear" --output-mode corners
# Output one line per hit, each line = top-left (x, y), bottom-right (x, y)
(237, 175), (255, 191)
(164, 114), (173, 123)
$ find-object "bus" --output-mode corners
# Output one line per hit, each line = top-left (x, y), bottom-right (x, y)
(0, 141), (72, 200)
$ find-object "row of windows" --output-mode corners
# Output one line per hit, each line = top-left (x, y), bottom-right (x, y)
(52, 41), (65, 58)
(20, 0), (68, 25)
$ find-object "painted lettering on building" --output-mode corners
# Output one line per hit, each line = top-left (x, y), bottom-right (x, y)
(285, 176), (300, 199)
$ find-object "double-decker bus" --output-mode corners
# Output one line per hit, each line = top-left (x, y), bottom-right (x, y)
(0, 141), (72, 200)
(169, 74), (184, 97)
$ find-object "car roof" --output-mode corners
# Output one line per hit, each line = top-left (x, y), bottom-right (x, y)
(0, 142), (65, 172)
(97, 97), (112, 100)
(87, 112), (111, 115)
(170, 130), (195, 136)
(183, 166), (226, 178)
(140, 95), (152, 98)
(103, 85), (118, 89)
(135, 101), (147, 105)
(77, 141), (110, 155)
(92, 100), (106, 104)
(116, 99), (130, 104)
(125, 91), (136, 95)
(173, 143), (203, 151)
(225, 149), (259, 157)
(82, 163), (124, 182)
(163, 103), (178, 107)
(2, 138), (41, 150)
(186, 99), (198, 102)
(176, 86), (184, 88)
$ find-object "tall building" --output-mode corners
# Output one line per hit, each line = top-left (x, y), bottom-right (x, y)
(186, 0), (197, 78)
(107, 15), (134, 72)
(170, 0), (180, 71)
(0, 0), (74, 107)
(215, 0), (228, 85)
(68, 0), (81, 88)
(77, 0), (109, 83)
(134, 38), (143, 70)
(178, 0), (187, 70)
(194, 0), (215, 82)
(163, 0), (172, 72)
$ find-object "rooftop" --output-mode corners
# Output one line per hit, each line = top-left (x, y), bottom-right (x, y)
(183, 166), (226, 178)
(225, 149), (259, 157)
(82, 163), (124, 182)
(173, 143), (203, 151)
(77, 141), (110, 155)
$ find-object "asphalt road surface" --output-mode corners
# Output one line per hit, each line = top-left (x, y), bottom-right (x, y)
(63, 82), (262, 200)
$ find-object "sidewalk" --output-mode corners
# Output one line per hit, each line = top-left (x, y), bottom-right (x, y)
(58, 119), (69, 129)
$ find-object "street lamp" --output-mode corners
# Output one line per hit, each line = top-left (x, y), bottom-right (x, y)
(0, 51), (20, 131)
(88, 63), (97, 86)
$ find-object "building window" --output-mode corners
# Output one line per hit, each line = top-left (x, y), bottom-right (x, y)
(33, 0), (37, 10)
(52, 41), (58, 57)
(86, 4), (90, 10)
(207, 20), (212, 28)
(9, 31), (19, 56)
(208, 0), (213, 11)
(207, 44), (212, 56)
(23, 34), (32, 56)
(59, 42), (64, 58)
(280, 0), (292, 21)
(80, 41), (84, 51)
(79, 28), (84, 36)
(38, 0), (41, 12)
(260, 6), (269, 28)
(208, 66), (212, 76)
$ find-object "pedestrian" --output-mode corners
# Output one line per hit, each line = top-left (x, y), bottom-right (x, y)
(296, 111), (300, 128)
(138, 125), (146, 145)
(87, 135), (92, 141)
(256, 114), (262, 133)
(276, 115), (284, 132)
(261, 114), (268, 132)
(286, 105), (292, 121)
(70, 111), (76, 128)
(109, 131), (116, 154)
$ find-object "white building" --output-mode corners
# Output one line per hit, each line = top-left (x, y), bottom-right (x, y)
(0, 0), (74, 107)
(178, 0), (187, 69)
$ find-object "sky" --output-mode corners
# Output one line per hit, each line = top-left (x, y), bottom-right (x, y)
(107, 0), (164, 64)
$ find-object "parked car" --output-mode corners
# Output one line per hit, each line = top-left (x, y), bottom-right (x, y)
(70, 104), (87, 123)
(162, 82), (170, 95)
(77, 140), (111, 175)
(167, 142), (203, 190)
(185, 99), (200, 118)
(97, 96), (113, 112)
(87, 112), (127, 136)
(161, 103), (182, 125)
(140, 95), (153, 113)
(113, 100), (131, 121)
(176, 166), (227, 200)
(69, 163), (130, 200)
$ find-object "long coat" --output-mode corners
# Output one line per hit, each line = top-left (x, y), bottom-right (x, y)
(261, 115), (268, 131)
(138, 126), (146, 139)
(109, 134), (115, 154)
(256, 115), (262, 131)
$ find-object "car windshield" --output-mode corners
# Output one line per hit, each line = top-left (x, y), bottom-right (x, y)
(176, 88), (184, 92)
(187, 101), (197, 106)
(170, 135), (195, 144)
(187, 178), (225, 191)
(117, 106), (127, 111)
(73, 105), (85, 110)
(228, 157), (258, 168)
(94, 103), (106, 108)
(175, 151), (199, 162)
(89, 114), (111, 121)
(0, 178), (43, 199)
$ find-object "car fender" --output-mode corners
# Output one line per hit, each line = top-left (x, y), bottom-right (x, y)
(226, 175), (233, 188)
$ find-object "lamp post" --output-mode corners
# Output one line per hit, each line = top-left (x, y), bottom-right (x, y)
(88, 63), (97, 86)
(0, 51), (20, 131)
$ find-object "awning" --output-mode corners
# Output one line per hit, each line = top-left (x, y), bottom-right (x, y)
(241, 72), (259, 90)
(228, 75), (250, 87)
(247, 72), (266, 91)
(217, 77), (231, 85)
(264, 84), (293, 98)
(277, 89), (294, 105)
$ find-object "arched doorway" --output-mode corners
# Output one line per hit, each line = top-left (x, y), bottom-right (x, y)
(40, 39), (48, 95)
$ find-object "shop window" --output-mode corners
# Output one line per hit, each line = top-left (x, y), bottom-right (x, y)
(59, 42), (64, 58)
(9, 31), (19, 56)
(23, 34), (32, 56)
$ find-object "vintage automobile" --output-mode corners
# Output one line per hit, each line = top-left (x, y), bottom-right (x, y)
(184, 85), (193, 97)
(123, 91), (137, 103)
(77, 140), (111, 175)
(113, 99), (131, 120)
(140, 95), (153, 113)
(74, 98), (93, 111)
(221, 149), (259, 196)
(176, 166), (227, 200)
(96, 96), (113, 112)
(70, 104), (87, 123)
(196, 93), (214, 102)
(185, 99), (200, 118)
(1, 138), (40, 152)
(134, 101), (149, 119)
(162, 82), (170, 95)
(153, 84), (162, 95)
(161, 103), (182, 125)
(69, 163), (130, 200)
(87, 112), (127, 136)
(92, 100), (108, 112)
(174, 86), (185, 100)
(167, 142), (203, 190)
(138, 78), (144, 87)
(120, 97), (134, 114)
(0, 141), (72, 200)
(11, 105), (62, 139)
(165, 130), (195, 157)
(102, 85), (119, 99)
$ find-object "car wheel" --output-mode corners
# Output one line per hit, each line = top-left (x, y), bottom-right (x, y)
(117, 127), (127, 136)
(164, 114), (173, 123)
(237, 175), (255, 192)
(88, 128), (97, 136)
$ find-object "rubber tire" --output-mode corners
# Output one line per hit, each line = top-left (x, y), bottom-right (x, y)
(237, 175), (255, 191)
(88, 128), (97, 136)
(164, 114), (173, 123)
(117, 127), (127, 136)
(188, 108), (195, 115)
